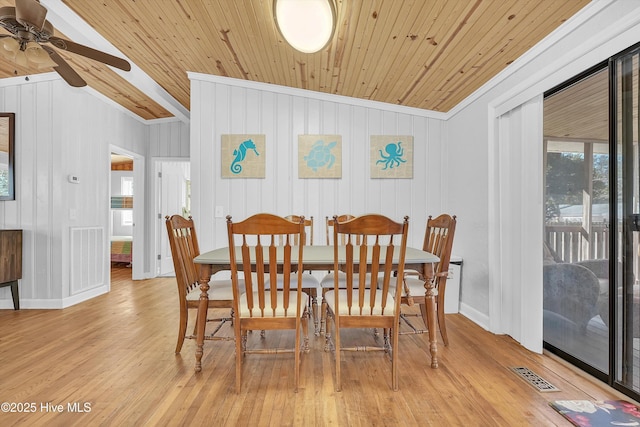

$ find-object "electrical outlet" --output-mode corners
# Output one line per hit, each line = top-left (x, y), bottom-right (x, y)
(215, 206), (224, 218)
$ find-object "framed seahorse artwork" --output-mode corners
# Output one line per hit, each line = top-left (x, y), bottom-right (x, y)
(370, 135), (413, 179)
(221, 134), (266, 178)
(298, 135), (342, 179)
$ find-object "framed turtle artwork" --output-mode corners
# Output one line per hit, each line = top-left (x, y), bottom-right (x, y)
(221, 134), (266, 178)
(298, 135), (342, 178)
(370, 135), (413, 179)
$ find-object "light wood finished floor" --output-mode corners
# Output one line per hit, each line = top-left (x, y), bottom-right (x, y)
(0, 266), (635, 426)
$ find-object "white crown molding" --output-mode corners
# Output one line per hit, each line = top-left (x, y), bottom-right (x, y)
(0, 72), (59, 87)
(187, 71), (449, 120)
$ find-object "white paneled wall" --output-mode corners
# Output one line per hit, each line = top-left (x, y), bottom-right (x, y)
(70, 226), (105, 295)
(148, 120), (190, 158)
(0, 74), (146, 308)
(491, 97), (543, 352)
(189, 74), (446, 253)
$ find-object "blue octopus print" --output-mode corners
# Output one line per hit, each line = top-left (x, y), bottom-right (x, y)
(376, 141), (407, 170)
(230, 139), (260, 174)
(304, 140), (336, 172)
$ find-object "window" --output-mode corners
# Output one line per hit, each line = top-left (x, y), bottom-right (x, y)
(121, 210), (133, 226)
(121, 176), (134, 196)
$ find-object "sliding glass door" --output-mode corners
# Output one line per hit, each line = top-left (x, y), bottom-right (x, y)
(543, 67), (610, 377)
(543, 43), (640, 401)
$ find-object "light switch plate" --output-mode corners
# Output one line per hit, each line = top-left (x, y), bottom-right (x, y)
(215, 206), (224, 218)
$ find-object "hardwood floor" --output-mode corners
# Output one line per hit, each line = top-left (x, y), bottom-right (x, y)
(0, 266), (634, 426)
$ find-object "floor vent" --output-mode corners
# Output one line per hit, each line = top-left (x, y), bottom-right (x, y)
(510, 367), (560, 392)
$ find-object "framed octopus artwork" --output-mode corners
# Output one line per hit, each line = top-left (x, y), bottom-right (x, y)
(298, 135), (342, 178)
(370, 135), (414, 179)
(221, 134), (266, 178)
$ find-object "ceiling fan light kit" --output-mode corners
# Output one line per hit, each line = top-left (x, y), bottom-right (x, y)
(1, 34), (18, 54)
(0, 0), (131, 87)
(273, 0), (336, 54)
(24, 41), (51, 66)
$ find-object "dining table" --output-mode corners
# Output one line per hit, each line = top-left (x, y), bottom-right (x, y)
(192, 245), (440, 372)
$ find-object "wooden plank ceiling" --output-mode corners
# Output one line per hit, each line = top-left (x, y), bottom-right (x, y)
(110, 153), (133, 171)
(544, 68), (609, 143)
(0, 0), (590, 122)
(0, 115), (9, 152)
(545, 57), (640, 143)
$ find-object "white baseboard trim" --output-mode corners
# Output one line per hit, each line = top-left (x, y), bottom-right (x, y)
(0, 285), (109, 309)
(459, 302), (490, 331)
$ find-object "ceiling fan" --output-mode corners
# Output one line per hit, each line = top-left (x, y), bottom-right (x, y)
(0, 0), (130, 87)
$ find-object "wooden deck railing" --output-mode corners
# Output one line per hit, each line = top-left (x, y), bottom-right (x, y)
(545, 223), (609, 263)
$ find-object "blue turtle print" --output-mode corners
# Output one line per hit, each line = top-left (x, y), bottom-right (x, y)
(304, 140), (336, 172)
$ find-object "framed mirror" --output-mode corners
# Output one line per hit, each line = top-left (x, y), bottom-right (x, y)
(0, 113), (15, 201)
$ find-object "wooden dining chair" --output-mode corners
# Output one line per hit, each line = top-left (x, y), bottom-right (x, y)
(264, 215), (320, 334)
(165, 215), (237, 354)
(227, 213), (310, 393)
(319, 214), (357, 334)
(396, 214), (457, 345)
(324, 214), (409, 391)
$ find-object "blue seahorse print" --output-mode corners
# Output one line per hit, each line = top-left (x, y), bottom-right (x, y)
(230, 139), (260, 174)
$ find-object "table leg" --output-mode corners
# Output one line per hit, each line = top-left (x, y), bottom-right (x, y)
(422, 263), (438, 368)
(424, 279), (438, 368)
(195, 264), (211, 373)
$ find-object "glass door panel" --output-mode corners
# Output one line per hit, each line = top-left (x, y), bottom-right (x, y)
(615, 47), (640, 394)
(543, 68), (610, 375)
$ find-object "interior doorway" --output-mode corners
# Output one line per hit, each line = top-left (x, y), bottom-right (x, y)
(110, 147), (145, 281)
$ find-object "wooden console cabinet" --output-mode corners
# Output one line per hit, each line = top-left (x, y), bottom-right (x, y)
(0, 229), (22, 310)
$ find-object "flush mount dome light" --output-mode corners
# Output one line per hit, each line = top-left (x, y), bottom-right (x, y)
(274, 0), (336, 53)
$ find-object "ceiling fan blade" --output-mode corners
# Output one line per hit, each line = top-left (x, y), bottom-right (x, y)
(41, 45), (86, 87)
(0, 7), (22, 34)
(48, 36), (131, 71)
(15, 0), (47, 31)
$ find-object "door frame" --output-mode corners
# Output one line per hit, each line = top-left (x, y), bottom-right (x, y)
(109, 145), (145, 280)
(153, 157), (190, 277)
(609, 42), (640, 401)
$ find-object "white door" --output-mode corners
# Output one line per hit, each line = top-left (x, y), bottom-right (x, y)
(158, 161), (190, 276)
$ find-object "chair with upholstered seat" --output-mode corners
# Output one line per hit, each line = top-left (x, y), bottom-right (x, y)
(165, 215), (238, 354)
(394, 214), (456, 346)
(227, 213), (310, 393)
(324, 214), (409, 391)
(265, 215), (320, 334)
(319, 214), (357, 334)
